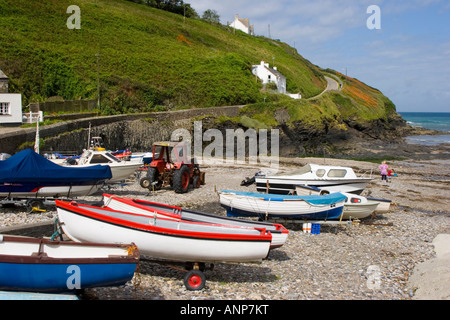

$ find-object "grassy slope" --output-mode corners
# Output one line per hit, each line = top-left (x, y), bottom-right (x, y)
(0, 0), (397, 126)
(0, 0), (325, 109)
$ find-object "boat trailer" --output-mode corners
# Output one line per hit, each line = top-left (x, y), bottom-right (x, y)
(0, 197), (57, 213)
(140, 258), (215, 291)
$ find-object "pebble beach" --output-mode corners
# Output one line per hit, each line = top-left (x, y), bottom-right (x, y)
(1, 156), (449, 301)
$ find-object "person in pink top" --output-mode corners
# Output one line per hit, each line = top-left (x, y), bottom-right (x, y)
(379, 161), (389, 183)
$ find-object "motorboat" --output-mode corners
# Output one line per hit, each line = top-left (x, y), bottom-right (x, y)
(0, 235), (139, 292)
(0, 149), (112, 198)
(256, 163), (372, 195)
(218, 190), (346, 220)
(61, 149), (142, 183)
(102, 193), (289, 249)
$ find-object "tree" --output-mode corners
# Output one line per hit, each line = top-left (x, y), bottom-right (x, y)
(202, 9), (220, 24)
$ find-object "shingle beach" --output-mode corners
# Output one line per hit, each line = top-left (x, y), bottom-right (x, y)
(1, 157), (449, 300)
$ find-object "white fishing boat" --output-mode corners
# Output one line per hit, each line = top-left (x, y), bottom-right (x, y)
(256, 163), (372, 195)
(218, 190), (346, 220)
(55, 200), (272, 263)
(60, 149), (142, 183)
(102, 194), (289, 249)
(367, 197), (392, 213)
(340, 193), (380, 220)
(295, 185), (391, 214)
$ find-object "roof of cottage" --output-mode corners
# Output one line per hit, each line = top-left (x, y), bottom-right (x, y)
(0, 69), (8, 80)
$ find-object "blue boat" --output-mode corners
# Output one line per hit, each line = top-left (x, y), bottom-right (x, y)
(0, 149), (112, 198)
(0, 235), (139, 293)
(219, 190), (346, 220)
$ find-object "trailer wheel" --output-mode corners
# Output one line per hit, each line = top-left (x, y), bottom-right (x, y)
(142, 167), (161, 190)
(184, 270), (206, 291)
(27, 199), (44, 213)
(140, 177), (151, 188)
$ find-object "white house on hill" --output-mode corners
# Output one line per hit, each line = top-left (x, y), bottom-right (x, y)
(252, 61), (287, 94)
(0, 69), (22, 126)
(229, 14), (254, 35)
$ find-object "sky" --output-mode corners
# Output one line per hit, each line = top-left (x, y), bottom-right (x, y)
(188, 0), (450, 112)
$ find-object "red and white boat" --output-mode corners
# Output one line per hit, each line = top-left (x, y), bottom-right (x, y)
(102, 194), (289, 249)
(55, 200), (272, 264)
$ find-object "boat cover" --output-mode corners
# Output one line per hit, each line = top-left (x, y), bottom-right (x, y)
(220, 190), (347, 205)
(0, 149), (112, 183)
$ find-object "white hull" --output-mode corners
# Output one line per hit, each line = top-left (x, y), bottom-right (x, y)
(258, 177), (370, 194)
(0, 184), (101, 198)
(103, 194), (288, 249)
(342, 201), (380, 219)
(56, 150), (142, 183)
(256, 163), (372, 195)
(56, 204), (271, 263)
(75, 163), (141, 183)
(0, 235), (133, 259)
(107, 163), (142, 183)
(367, 197), (392, 213)
(295, 186), (390, 217)
(219, 191), (345, 220)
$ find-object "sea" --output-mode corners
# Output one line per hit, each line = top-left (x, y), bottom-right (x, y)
(399, 112), (450, 146)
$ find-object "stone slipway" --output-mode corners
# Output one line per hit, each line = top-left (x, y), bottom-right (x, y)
(408, 234), (450, 300)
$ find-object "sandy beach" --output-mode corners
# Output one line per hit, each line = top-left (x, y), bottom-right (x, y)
(1, 156), (449, 300)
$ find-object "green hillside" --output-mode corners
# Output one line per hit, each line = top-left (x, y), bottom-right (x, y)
(0, 0), (397, 126)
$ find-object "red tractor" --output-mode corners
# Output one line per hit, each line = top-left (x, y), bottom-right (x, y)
(140, 141), (204, 193)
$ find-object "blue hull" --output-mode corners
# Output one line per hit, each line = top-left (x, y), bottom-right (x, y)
(0, 262), (137, 293)
(223, 205), (344, 220)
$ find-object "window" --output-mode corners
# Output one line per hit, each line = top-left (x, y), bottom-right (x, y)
(316, 169), (326, 177)
(90, 154), (111, 164)
(327, 169), (347, 178)
(0, 102), (10, 115)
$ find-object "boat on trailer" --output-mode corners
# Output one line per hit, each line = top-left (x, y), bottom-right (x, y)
(295, 185), (391, 216)
(0, 235), (139, 293)
(56, 200), (273, 290)
(0, 149), (112, 199)
(218, 190), (346, 220)
(60, 149), (142, 184)
(256, 163), (372, 195)
(102, 193), (289, 249)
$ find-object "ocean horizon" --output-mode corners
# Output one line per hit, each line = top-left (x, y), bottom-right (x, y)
(399, 112), (450, 146)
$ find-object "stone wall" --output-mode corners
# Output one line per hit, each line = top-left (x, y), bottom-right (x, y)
(0, 105), (243, 154)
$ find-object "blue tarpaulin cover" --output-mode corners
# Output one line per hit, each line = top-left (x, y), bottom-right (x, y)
(220, 190), (347, 205)
(0, 149), (112, 184)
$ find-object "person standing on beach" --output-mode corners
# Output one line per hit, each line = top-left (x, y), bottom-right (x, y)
(379, 161), (389, 183)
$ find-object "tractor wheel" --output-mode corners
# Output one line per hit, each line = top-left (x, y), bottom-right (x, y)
(142, 167), (162, 190)
(173, 166), (190, 193)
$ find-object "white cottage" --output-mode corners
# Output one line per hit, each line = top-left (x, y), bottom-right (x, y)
(0, 69), (22, 126)
(252, 61), (287, 94)
(229, 14), (254, 35)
